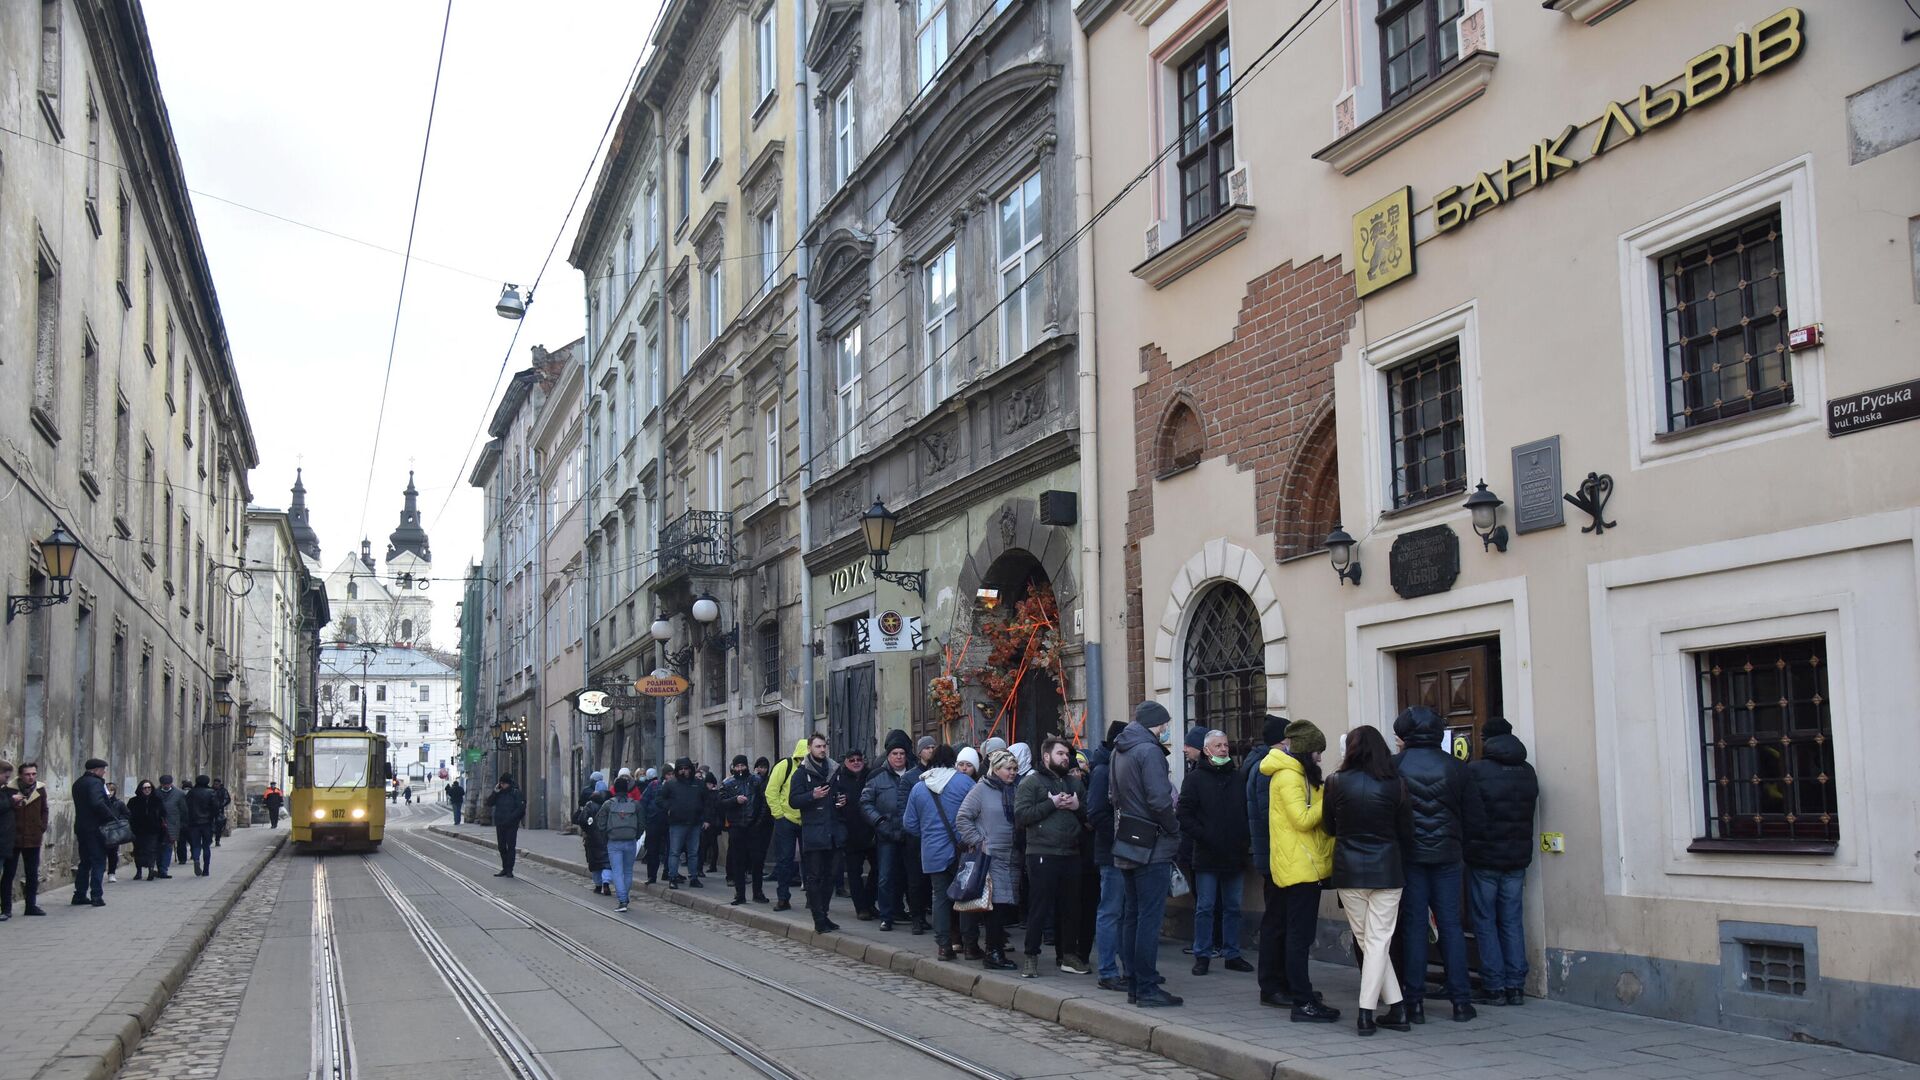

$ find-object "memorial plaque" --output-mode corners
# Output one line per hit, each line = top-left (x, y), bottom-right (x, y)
(1389, 525), (1460, 599)
(1511, 436), (1564, 534)
(1828, 378), (1920, 437)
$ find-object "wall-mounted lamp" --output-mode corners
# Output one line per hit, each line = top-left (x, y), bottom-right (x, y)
(1325, 524), (1362, 587)
(691, 592), (739, 652)
(1463, 480), (1510, 552)
(651, 613), (696, 675)
(861, 500), (926, 600)
(975, 588), (1001, 611)
(7, 523), (80, 623)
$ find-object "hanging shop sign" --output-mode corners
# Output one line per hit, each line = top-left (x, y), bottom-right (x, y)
(636, 673), (692, 697)
(1827, 378), (1920, 438)
(866, 610), (924, 653)
(1351, 8), (1805, 295)
(828, 557), (873, 596)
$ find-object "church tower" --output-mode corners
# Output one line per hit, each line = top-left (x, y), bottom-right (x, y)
(386, 471), (432, 565)
(288, 469), (322, 560)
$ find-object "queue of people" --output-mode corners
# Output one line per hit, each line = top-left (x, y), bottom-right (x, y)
(562, 700), (1537, 1036)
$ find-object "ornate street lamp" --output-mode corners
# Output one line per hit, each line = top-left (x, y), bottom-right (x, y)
(1325, 524), (1362, 587)
(1463, 480), (1510, 552)
(7, 524), (80, 623)
(860, 500), (926, 600)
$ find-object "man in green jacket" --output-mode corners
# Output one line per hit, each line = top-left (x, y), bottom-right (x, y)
(763, 738), (808, 911)
(1014, 737), (1090, 978)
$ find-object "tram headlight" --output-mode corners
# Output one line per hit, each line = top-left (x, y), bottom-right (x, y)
(313, 808), (327, 821)
(350, 807), (366, 820)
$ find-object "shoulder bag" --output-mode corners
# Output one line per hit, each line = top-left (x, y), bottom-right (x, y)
(1111, 812), (1162, 866)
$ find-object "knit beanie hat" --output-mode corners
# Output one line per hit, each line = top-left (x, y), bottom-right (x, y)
(979, 737), (1008, 757)
(916, 735), (936, 754)
(1133, 701), (1171, 729)
(956, 747), (981, 770)
(731, 754), (750, 767)
(1283, 719), (1326, 756)
(1261, 714), (1290, 747)
(1483, 717), (1514, 737)
(885, 728), (913, 753)
(1184, 725), (1210, 752)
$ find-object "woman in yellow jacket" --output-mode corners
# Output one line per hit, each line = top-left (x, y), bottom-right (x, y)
(1259, 719), (1341, 1023)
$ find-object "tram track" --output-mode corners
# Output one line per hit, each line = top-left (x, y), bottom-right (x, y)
(309, 859), (357, 1080)
(388, 828), (1014, 1080)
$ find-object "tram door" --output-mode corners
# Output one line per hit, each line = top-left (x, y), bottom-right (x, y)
(1395, 638), (1502, 976)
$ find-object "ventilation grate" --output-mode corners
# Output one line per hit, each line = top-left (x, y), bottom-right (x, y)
(1742, 940), (1807, 996)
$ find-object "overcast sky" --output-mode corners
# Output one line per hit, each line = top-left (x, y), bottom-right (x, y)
(142, 1), (663, 646)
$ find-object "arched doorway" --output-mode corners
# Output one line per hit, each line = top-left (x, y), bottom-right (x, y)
(977, 549), (1062, 762)
(1181, 582), (1266, 755)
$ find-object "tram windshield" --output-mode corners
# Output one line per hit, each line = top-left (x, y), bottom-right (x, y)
(311, 738), (371, 789)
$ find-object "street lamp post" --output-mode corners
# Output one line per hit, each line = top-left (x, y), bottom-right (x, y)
(7, 524), (81, 623)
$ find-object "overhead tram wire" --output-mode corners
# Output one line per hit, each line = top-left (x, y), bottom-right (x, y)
(425, 9), (667, 539)
(356, 0), (456, 545)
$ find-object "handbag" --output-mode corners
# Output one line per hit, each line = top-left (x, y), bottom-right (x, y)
(953, 873), (994, 913)
(1112, 811), (1161, 866)
(947, 847), (991, 903)
(1168, 866), (1191, 898)
(99, 817), (133, 848)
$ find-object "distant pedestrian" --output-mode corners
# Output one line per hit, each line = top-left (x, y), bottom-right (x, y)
(905, 744), (978, 961)
(211, 779), (231, 846)
(403, 784), (414, 805)
(765, 740), (808, 911)
(129, 781), (166, 880)
(700, 772), (723, 875)
(788, 734), (843, 934)
(71, 759), (114, 906)
(103, 783), (126, 882)
(485, 774), (526, 877)
(1014, 737), (1089, 978)
(0, 764), (14, 918)
(1110, 702), (1183, 1008)
(662, 759), (706, 889)
(1084, 722), (1126, 990)
(262, 784), (285, 829)
(185, 775), (221, 876)
(640, 768), (667, 884)
(4, 763), (48, 915)
(721, 756), (765, 906)
(1463, 718), (1539, 1008)
(575, 789), (612, 893)
(745, 758), (773, 904)
(1326, 725), (1413, 1036)
(446, 778), (466, 825)
(1259, 720), (1340, 1023)
(153, 775), (184, 879)
(956, 749), (1023, 972)
(1178, 730), (1251, 976)
(834, 748), (876, 920)
(1393, 705), (1475, 1023)
(600, 779), (643, 912)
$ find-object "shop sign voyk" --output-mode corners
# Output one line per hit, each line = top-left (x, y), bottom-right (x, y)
(1389, 525), (1460, 599)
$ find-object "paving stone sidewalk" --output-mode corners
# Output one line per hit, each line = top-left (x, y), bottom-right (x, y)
(0, 825), (284, 1080)
(437, 823), (1920, 1080)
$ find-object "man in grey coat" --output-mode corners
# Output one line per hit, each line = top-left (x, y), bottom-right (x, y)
(1110, 701), (1184, 1007)
(154, 775), (187, 879)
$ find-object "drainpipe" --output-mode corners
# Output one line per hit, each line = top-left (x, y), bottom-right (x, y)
(1070, 13), (1107, 742)
(793, 0), (817, 735)
(647, 99), (671, 772)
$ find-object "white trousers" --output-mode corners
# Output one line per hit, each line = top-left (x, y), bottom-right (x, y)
(1339, 887), (1405, 1010)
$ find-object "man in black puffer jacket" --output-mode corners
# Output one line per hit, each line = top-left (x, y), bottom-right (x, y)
(1391, 706), (1474, 1023)
(1463, 718), (1538, 1007)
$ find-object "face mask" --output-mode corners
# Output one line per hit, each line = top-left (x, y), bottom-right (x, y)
(1156, 727), (1172, 746)
(1209, 755), (1231, 767)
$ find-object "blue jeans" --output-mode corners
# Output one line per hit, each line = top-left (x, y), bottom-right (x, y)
(188, 826), (213, 873)
(73, 836), (106, 901)
(1120, 862), (1172, 996)
(1400, 860), (1471, 1005)
(1192, 870), (1243, 959)
(668, 824), (702, 882)
(875, 840), (909, 920)
(606, 840), (636, 904)
(1468, 867), (1527, 993)
(1095, 865), (1127, 980)
(772, 819), (800, 901)
(452, 803), (463, 825)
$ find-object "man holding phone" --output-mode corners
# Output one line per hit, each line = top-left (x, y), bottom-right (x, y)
(1014, 737), (1091, 978)
(789, 734), (843, 934)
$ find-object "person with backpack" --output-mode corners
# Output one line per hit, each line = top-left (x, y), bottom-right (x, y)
(575, 789), (612, 894)
(1463, 718), (1539, 1007)
(764, 739), (809, 912)
(599, 778), (643, 912)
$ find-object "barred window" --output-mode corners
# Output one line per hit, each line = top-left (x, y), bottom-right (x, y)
(1378, 0), (1463, 109)
(759, 622), (780, 696)
(1695, 637), (1836, 849)
(1659, 210), (1790, 431)
(704, 646), (727, 707)
(1182, 583), (1265, 755)
(1175, 30), (1233, 233)
(1388, 342), (1465, 508)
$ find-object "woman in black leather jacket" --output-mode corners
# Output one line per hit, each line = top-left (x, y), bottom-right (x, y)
(1325, 725), (1414, 1037)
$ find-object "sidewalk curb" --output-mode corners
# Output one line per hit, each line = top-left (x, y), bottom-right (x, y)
(430, 825), (1299, 1080)
(32, 834), (287, 1080)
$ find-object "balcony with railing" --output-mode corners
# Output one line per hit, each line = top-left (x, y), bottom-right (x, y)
(657, 510), (733, 583)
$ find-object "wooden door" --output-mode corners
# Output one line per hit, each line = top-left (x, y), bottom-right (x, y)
(1395, 641), (1499, 763)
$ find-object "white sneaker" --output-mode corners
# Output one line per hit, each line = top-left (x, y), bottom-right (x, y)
(108, 874), (117, 883)
(617, 904), (629, 913)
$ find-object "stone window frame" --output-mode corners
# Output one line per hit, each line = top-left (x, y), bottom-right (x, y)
(31, 232), (62, 446)
(1356, 299), (1486, 530)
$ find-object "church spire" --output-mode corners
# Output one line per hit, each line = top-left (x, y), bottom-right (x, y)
(288, 469), (321, 560)
(385, 471), (432, 565)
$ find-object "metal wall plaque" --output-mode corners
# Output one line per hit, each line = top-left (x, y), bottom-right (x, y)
(1828, 378), (1920, 437)
(1511, 436), (1564, 534)
(1389, 525), (1461, 599)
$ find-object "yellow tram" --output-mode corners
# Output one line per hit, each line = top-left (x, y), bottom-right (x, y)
(291, 727), (389, 850)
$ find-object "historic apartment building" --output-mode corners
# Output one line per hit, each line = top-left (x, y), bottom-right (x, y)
(1080, 0), (1918, 1057)
(636, 0), (808, 769)
(568, 89), (665, 776)
(0, 0), (259, 859)
(799, 0), (1088, 758)
(532, 349), (585, 828)
(239, 482), (330, 793)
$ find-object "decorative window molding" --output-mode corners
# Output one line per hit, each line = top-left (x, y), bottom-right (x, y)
(1313, 48), (1497, 175)
(1357, 300), (1485, 529)
(1617, 156), (1821, 471)
(1131, 204), (1253, 290)
(1543, 0), (1639, 27)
